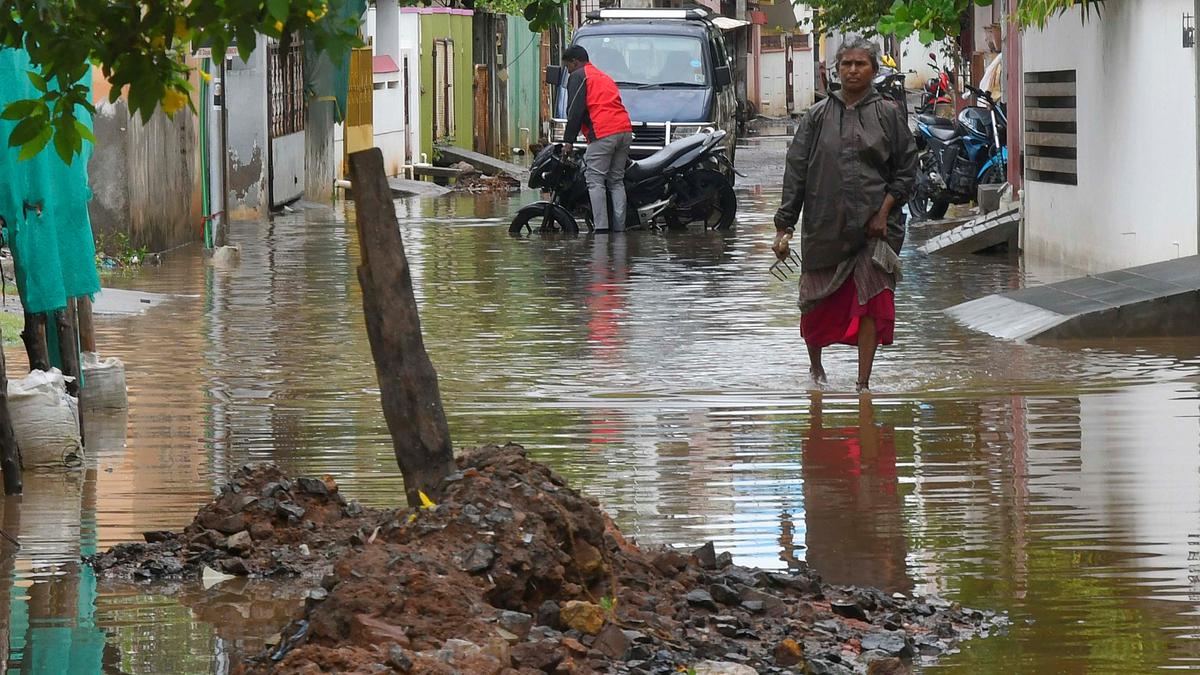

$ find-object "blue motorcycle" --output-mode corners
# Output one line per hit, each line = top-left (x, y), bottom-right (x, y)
(908, 84), (1008, 221)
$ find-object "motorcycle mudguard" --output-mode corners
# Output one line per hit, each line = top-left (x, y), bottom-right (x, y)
(666, 147), (707, 173)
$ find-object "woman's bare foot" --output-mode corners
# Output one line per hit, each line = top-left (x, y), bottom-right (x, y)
(856, 379), (870, 394)
(810, 367), (828, 384)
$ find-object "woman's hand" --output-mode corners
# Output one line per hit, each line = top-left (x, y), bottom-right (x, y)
(772, 230), (793, 260)
(867, 210), (888, 239)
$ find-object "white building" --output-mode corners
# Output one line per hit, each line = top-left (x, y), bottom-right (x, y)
(1019, 0), (1199, 272)
(349, 0), (422, 177)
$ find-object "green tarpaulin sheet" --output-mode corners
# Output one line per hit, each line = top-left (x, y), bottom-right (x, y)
(0, 48), (101, 315)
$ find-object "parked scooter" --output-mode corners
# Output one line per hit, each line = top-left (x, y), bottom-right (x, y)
(908, 84), (1008, 221)
(917, 53), (953, 115)
(509, 130), (737, 235)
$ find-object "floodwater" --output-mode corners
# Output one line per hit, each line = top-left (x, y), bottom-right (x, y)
(2, 137), (1199, 673)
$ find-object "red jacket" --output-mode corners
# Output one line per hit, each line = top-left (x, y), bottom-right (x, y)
(563, 63), (632, 143)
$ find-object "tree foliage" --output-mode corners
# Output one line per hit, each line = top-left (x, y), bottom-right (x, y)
(1, 0), (565, 163)
(806, 0), (1105, 44)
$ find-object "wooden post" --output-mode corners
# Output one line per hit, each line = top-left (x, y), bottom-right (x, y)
(55, 304), (80, 398)
(77, 296), (97, 354)
(0, 338), (22, 495)
(349, 148), (456, 507)
(20, 312), (50, 372)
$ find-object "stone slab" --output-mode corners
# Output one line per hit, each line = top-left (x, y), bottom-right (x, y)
(435, 146), (528, 179)
(1, 287), (173, 317)
(387, 178), (450, 198)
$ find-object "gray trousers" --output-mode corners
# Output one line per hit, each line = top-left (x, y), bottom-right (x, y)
(583, 131), (633, 231)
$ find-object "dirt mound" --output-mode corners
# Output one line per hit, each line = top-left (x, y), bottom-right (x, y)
(91, 445), (1004, 674)
(88, 464), (384, 580)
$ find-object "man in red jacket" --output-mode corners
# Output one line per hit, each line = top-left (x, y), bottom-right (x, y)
(562, 45), (634, 233)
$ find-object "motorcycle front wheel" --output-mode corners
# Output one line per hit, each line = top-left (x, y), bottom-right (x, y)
(508, 202), (580, 235)
(908, 176), (949, 222)
(664, 169), (737, 230)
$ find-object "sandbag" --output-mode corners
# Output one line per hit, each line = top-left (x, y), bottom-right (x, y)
(8, 368), (82, 467)
(81, 351), (128, 410)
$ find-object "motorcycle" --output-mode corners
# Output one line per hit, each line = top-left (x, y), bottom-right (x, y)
(908, 84), (1008, 221)
(509, 129), (737, 235)
(917, 53), (953, 115)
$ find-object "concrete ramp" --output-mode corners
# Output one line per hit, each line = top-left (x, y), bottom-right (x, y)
(388, 177), (450, 198)
(436, 146), (528, 180)
(918, 207), (1019, 255)
(946, 255), (1200, 341)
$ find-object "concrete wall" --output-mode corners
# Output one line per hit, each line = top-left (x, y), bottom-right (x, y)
(305, 51), (338, 203)
(224, 35), (270, 221)
(506, 15), (541, 155)
(1022, 1), (1199, 272)
(89, 72), (202, 252)
(400, 14), (423, 163)
(413, 8), (475, 159)
(370, 0), (410, 175)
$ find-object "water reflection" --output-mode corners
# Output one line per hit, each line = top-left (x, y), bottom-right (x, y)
(802, 393), (911, 594)
(0, 174), (1194, 671)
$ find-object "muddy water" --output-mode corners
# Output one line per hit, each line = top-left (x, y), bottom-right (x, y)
(2, 144), (1199, 671)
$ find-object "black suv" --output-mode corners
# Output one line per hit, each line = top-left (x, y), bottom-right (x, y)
(547, 7), (740, 164)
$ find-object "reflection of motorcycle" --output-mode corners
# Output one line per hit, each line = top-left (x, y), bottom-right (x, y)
(509, 130), (737, 235)
(909, 84), (1008, 221)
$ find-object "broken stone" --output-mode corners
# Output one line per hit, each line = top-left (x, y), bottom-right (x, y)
(832, 601), (869, 622)
(537, 600), (562, 630)
(593, 623), (631, 659)
(860, 632), (912, 658)
(686, 589), (719, 612)
(344, 500), (364, 517)
(498, 610), (533, 639)
(219, 557), (249, 575)
(742, 600), (765, 614)
(774, 638), (804, 667)
(248, 521), (273, 542)
(723, 566), (762, 588)
(652, 550), (690, 575)
(456, 543), (496, 573)
(692, 542), (718, 570)
(511, 640), (563, 672)
(735, 586), (785, 617)
(276, 502), (306, 521)
(142, 531), (174, 543)
(715, 551), (734, 569)
(296, 476), (329, 496)
(387, 645), (413, 672)
(224, 530), (253, 555)
(691, 661), (758, 675)
(559, 601), (605, 635)
(710, 583), (741, 606)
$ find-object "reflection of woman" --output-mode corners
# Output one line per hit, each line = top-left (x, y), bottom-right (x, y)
(802, 393), (911, 593)
(772, 38), (917, 393)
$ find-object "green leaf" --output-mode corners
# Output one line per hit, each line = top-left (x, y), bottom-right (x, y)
(26, 70), (48, 93)
(1, 99), (41, 121)
(918, 29), (936, 44)
(18, 126), (52, 162)
(75, 120), (96, 144)
(268, 0), (289, 22)
(8, 114), (46, 147)
(53, 125), (77, 163)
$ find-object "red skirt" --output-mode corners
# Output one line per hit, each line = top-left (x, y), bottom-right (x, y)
(800, 273), (895, 348)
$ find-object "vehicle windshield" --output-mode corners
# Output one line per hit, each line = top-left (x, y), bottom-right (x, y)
(575, 34), (708, 87)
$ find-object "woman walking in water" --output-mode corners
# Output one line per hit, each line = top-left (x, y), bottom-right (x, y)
(772, 37), (917, 393)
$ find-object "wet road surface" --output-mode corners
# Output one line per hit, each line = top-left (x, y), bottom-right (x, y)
(1, 136), (1198, 672)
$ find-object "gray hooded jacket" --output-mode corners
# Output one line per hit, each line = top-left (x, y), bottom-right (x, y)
(774, 89), (918, 272)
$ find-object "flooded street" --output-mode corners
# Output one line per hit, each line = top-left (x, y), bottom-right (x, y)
(2, 136), (1198, 672)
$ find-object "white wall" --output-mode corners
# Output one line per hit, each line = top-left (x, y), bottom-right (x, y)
(1022, 1), (1199, 272)
(400, 13), (423, 164)
(366, 0), (412, 176)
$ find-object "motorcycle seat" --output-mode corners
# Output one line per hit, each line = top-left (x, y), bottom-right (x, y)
(917, 113), (953, 128)
(926, 125), (958, 141)
(627, 133), (710, 181)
